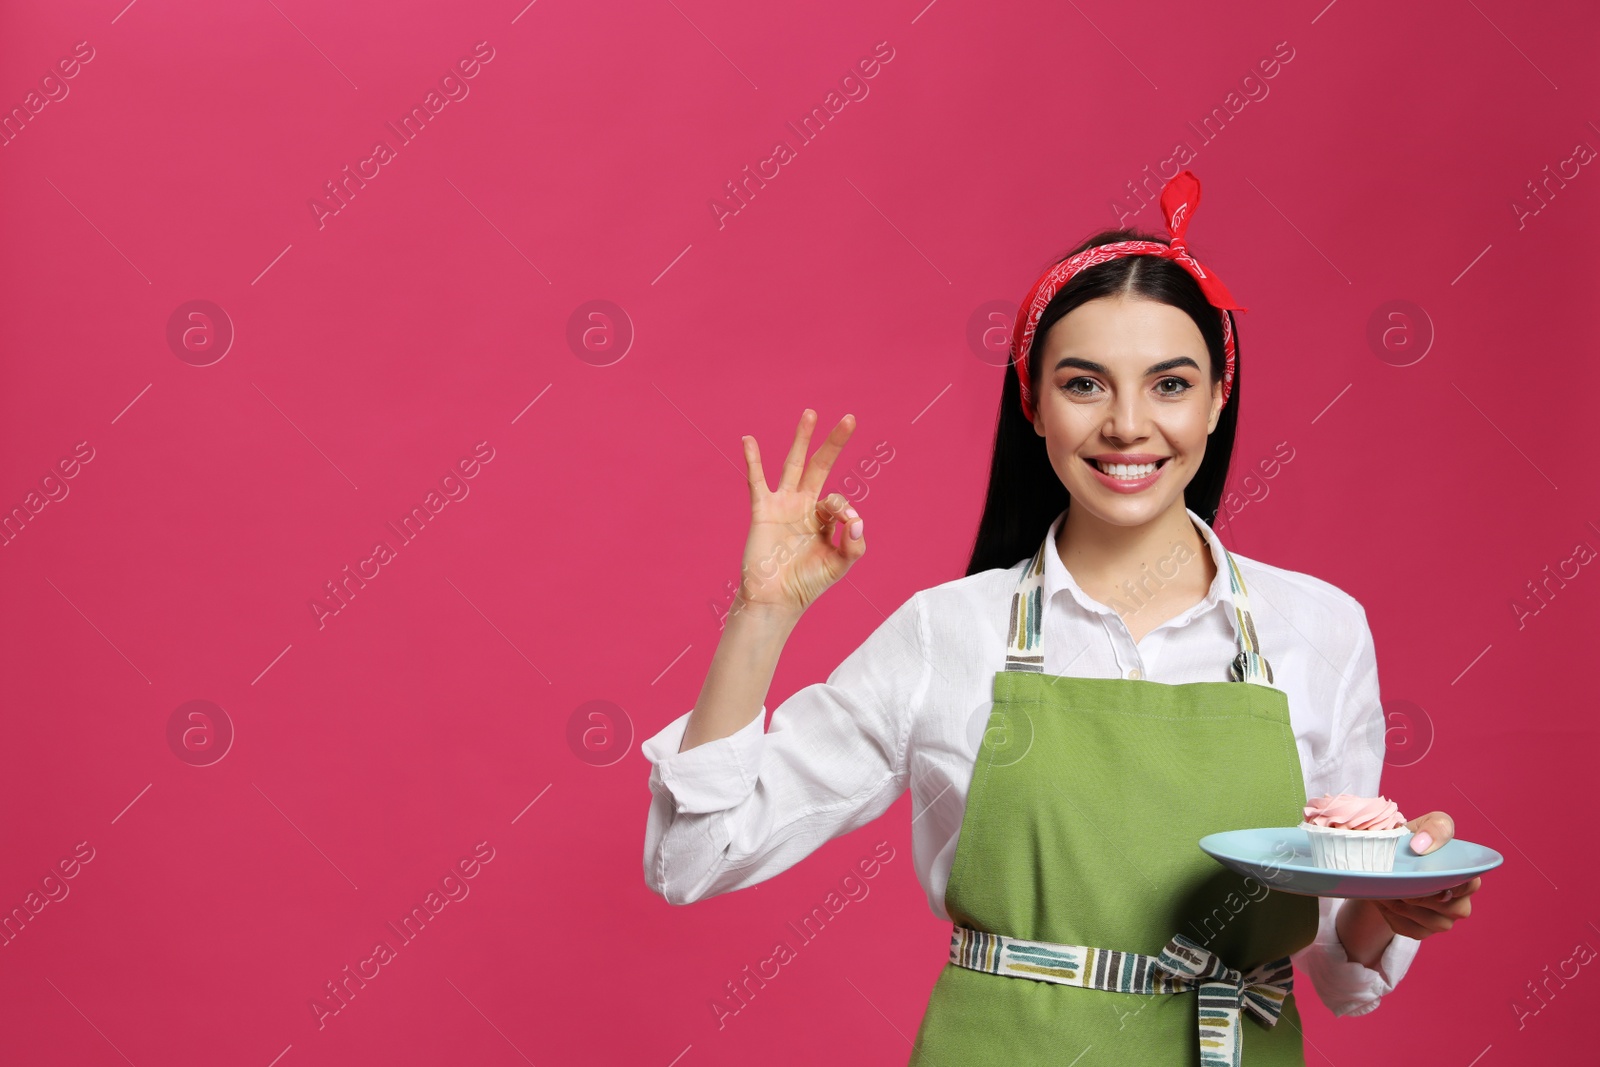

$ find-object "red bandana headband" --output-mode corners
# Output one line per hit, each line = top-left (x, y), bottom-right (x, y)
(1011, 169), (1247, 422)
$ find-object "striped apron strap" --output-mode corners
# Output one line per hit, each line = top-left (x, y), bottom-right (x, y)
(1002, 540), (1048, 673)
(1220, 548), (1275, 686)
(949, 925), (1294, 1067)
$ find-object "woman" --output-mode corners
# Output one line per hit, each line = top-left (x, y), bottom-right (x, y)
(642, 170), (1481, 1064)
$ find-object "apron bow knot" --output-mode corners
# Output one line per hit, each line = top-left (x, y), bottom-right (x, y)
(1155, 933), (1295, 1067)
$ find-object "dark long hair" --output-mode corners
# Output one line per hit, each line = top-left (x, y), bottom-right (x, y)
(965, 228), (1242, 576)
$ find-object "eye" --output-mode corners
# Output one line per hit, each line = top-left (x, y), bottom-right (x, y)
(1155, 376), (1194, 397)
(1060, 376), (1102, 397)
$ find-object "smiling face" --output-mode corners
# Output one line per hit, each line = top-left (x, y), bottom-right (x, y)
(1032, 293), (1225, 528)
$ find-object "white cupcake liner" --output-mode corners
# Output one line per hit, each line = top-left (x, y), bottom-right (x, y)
(1298, 821), (1412, 872)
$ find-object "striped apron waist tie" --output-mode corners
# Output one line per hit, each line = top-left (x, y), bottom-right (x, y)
(949, 924), (1295, 1067)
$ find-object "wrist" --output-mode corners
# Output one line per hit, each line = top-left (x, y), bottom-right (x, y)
(1336, 898), (1396, 973)
(728, 593), (803, 630)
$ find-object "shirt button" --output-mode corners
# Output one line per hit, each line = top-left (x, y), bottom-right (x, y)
(1127, 667), (1143, 680)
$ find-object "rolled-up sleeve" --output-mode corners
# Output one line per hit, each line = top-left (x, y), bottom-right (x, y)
(1294, 895), (1420, 1017)
(643, 707), (767, 814)
(641, 591), (927, 906)
(1291, 600), (1422, 1016)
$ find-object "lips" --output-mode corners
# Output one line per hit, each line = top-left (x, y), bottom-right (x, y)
(1087, 456), (1169, 478)
(1083, 455), (1169, 494)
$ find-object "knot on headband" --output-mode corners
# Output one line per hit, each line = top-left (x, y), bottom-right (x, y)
(1010, 169), (1247, 422)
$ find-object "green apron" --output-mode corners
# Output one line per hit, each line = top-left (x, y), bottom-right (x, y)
(909, 525), (1318, 1066)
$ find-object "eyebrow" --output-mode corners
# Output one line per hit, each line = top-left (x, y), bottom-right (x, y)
(1052, 356), (1202, 375)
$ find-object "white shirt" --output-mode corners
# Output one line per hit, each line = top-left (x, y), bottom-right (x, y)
(641, 507), (1422, 1018)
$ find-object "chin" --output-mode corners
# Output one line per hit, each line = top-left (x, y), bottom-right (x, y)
(1079, 496), (1172, 524)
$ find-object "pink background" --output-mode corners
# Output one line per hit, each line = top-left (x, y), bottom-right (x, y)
(1, 0), (1595, 1063)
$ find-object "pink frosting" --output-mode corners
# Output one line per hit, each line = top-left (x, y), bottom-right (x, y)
(1302, 793), (1406, 830)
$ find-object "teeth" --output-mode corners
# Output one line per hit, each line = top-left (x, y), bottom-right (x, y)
(1094, 460), (1159, 478)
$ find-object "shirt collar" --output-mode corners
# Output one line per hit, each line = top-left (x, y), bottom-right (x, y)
(1038, 506), (1237, 631)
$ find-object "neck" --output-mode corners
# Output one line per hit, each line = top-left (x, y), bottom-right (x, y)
(1055, 501), (1216, 616)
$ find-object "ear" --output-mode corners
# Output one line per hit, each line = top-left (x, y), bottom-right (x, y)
(1206, 380), (1224, 435)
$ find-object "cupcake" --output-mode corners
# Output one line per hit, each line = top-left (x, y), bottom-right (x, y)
(1299, 794), (1412, 871)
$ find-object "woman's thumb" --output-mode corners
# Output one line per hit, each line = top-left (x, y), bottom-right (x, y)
(1406, 811), (1455, 855)
(816, 493), (864, 554)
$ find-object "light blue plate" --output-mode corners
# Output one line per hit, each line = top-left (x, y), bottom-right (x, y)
(1198, 827), (1503, 899)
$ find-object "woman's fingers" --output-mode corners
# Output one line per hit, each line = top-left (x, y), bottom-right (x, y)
(1377, 895), (1467, 935)
(1375, 873), (1482, 940)
(1406, 810), (1456, 855)
(1418, 875), (1482, 905)
(815, 493), (866, 556)
(748, 409), (859, 500)
(742, 435), (768, 503)
(1374, 902), (1438, 940)
(815, 492), (852, 540)
(819, 492), (870, 559)
(840, 504), (866, 558)
(797, 414), (856, 497)
(778, 409), (818, 493)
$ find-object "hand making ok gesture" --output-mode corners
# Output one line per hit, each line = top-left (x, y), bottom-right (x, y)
(731, 408), (866, 621)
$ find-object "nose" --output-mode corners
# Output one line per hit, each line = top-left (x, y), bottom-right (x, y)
(1103, 386), (1150, 444)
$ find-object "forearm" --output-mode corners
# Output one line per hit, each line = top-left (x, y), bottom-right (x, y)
(680, 599), (802, 753)
(1334, 898), (1396, 972)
